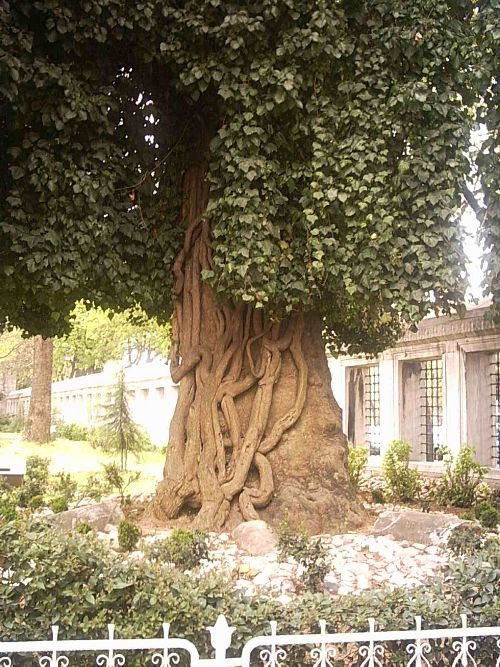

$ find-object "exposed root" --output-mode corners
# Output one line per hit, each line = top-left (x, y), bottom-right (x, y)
(155, 165), (309, 526)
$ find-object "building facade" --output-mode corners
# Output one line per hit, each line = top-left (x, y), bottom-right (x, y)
(330, 303), (500, 477)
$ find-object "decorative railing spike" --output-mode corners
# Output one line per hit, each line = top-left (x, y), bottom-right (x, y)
(0, 614), (498, 666)
(406, 616), (432, 667)
(451, 615), (478, 667)
(95, 624), (125, 667)
(39, 626), (69, 667)
(151, 623), (181, 667)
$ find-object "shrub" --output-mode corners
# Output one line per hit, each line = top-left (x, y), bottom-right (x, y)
(78, 472), (114, 502)
(446, 523), (490, 556)
(382, 440), (421, 502)
(0, 413), (26, 433)
(17, 455), (50, 507)
(50, 496), (69, 513)
(50, 472), (78, 505)
(103, 463), (140, 507)
(436, 445), (487, 508)
(55, 422), (89, 441)
(145, 529), (209, 569)
(0, 518), (499, 665)
(278, 521), (329, 592)
(347, 444), (369, 489)
(28, 494), (45, 510)
(0, 493), (18, 521)
(118, 520), (140, 551)
(75, 521), (93, 534)
(474, 501), (500, 529)
(371, 488), (385, 504)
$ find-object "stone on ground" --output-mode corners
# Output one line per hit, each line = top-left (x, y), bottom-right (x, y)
(231, 520), (278, 556)
(49, 499), (124, 531)
(371, 509), (462, 545)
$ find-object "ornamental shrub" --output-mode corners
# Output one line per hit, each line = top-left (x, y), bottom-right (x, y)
(54, 422), (89, 441)
(382, 440), (421, 502)
(436, 445), (487, 508)
(0, 518), (499, 665)
(49, 496), (69, 513)
(17, 456), (50, 507)
(474, 501), (500, 529)
(144, 529), (209, 570)
(278, 521), (329, 593)
(118, 520), (140, 551)
(347, 444), (369, 489)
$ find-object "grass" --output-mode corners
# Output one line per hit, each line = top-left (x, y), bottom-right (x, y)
(0, 432), (164, 495)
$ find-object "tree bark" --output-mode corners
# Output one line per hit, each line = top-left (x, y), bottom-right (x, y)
(25, 336), (53, 443)
(152, 161), (364, 533)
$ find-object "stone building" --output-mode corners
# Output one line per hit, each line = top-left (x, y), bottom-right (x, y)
(330, 302), (500, 479)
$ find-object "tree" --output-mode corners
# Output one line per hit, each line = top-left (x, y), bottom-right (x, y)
(99, 370), (149, 471)
(0, 328), (33, 390)
(24, 336), (53, 443)
(53, 302), (171, 380)
(1, 1), (498, 530)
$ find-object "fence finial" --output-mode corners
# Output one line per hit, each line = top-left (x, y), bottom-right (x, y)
(208, 615), (235, 660)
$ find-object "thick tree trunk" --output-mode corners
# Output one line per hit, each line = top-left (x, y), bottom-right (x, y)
(152, 162), (364, 533)
(25, 336), (53, 443)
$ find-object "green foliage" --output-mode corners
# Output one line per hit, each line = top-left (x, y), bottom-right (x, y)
(382, 440), (421, 502)
(347, 444), (369, 489)
(446, 523), (489, 557)
(53, 302), (171, 380)
(50, 472), (78, 505)
(75, 521), (93, 534)
(0, 517), (499, 664)
(278, 521), (329, 593)
(474, 501), (500, 529)
(0, 327), (33, 389)
(79, 472), (114, 502)
(98, 371), (151, 470)
(17, 455), (50, 507)
(0, 413), (26, 433)
(102, 463), (140, 507)
(436, 445), (487, 508)
(371, 488), (386, 504)
(0, 1), (498, 345)
(118, 520), (140, 551)
(49, 496), (68, 513)
(54, 422), (89, 441)
(145, 529), (209, 569)
(0, 492), (18, 521)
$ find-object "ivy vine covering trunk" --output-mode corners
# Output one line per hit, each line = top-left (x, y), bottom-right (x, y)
(25, 336), (53, 443)
(153, 165), (363, 531)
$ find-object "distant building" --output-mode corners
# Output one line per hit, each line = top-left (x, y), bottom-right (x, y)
(330, 302), (500, 479)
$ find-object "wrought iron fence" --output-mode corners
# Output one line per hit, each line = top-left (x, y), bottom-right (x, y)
(1, 613), (499, 666)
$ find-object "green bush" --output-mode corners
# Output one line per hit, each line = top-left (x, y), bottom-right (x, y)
(382, 440), (421, 502)
(118, 520), (140, 551)
(446, 523), (491, 556)
(27, 494), (45, 510)
(75, 521), (93, 534)
(0, 414), (26, 433)
(436, 445), (487, 508)
(347, 444), (369, 489)
(50, 472), (78, 505)
(103, 463), (140, 507)
(371, 488), (386, 504)
(78, 472), (114, 502)
(0, 518), (499, 665)
(474, 501), (500, 529)
(17, 455), (50, 507)
(0, 493), (18, 521)
(145, 529), (209, 569)
(50, 496), (69, 513)
(278, 521), (329, 592)
(55, 422), (89, 441)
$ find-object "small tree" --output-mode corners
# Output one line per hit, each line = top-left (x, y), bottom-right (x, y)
(100, 371), (148, 470)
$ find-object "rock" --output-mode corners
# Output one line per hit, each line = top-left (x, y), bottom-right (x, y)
(232, 520), (277, 556)
(48, 499), (124, 532)
(324, 574), (339, 594)
(371, 510), (462, 546)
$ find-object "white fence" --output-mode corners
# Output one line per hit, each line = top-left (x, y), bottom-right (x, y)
(1, 614), (499, 666)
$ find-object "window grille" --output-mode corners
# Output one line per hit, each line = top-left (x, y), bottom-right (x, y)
(363, 365), (381, 456)
(420, 359), (443, 462)
(491, 352), (500, 467)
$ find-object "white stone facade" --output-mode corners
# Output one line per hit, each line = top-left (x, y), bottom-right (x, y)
(329, 303), (500, 477)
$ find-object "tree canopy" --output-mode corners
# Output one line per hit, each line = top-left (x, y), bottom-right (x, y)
(1, 0), (498, 353)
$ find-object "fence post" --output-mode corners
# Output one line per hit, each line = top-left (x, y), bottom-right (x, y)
(208, 615), (234, 665)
